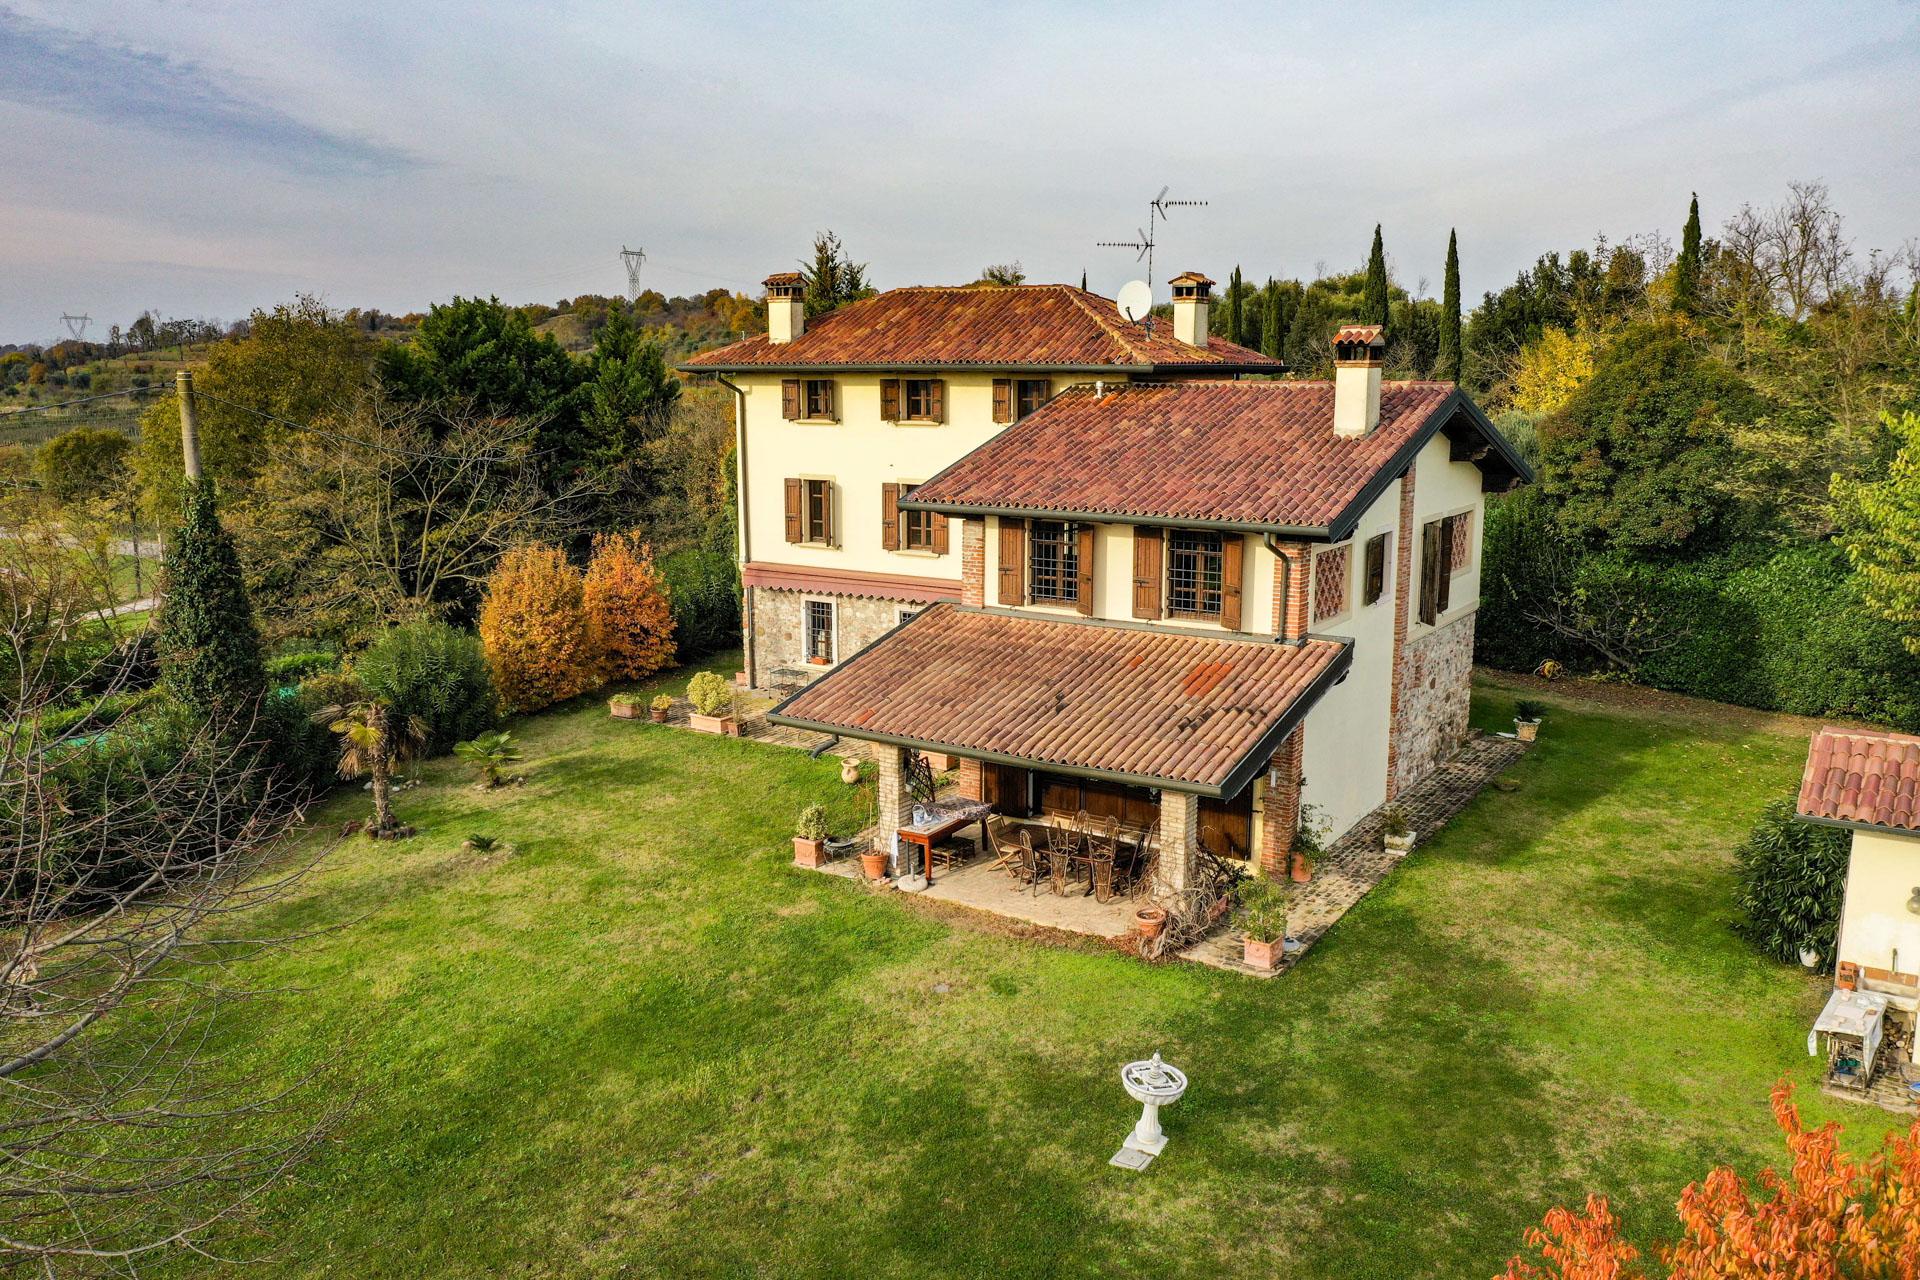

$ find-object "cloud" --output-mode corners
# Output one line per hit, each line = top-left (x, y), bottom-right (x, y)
(0, 7), (416, 176)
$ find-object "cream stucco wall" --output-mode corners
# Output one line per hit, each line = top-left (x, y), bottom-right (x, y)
(737, 372), (1091, 578)
(1836, 828), (1920, 985)
(1411, 431), (1485, 638)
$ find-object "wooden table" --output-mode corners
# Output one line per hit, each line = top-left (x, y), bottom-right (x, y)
(896, 801), (993, 886)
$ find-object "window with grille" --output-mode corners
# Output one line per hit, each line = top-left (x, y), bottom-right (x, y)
(804, 479), (832, 544)
(1028, 521), (1080, 603)
(1446, 511), (1472, 571)
(904, 379), (936, 420)
(1363, 532), (1389, 607)
(805, 600), (835, 662)
(1015, 379), (1049, 419)
(898, 609), (918, 626)
(1167, 530), (1224, 617)
(902, 507), (935, 551)
(803, 379), (835, 419)
(1313, 544), (1350, 623)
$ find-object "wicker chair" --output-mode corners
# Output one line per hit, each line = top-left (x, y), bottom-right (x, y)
(985, 815), (1025, 872)
(1015, 829), (1048, 897)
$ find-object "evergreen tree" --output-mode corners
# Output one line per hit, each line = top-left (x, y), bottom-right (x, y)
(1080, 269), (1088, 292)
(1363, 225), (1390, 331)
(159, 479), (265, 717)
(1675, 192), (1703, 317)
(1227, 266), (1244, 345)
(799, 230), (873, 318)
(1262, 281), (1284, 361)
(1439, 228), (1463, 382)
(1285, 293), (1331, 376)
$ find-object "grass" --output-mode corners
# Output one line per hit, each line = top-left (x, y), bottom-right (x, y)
(129, 657), (1903, 1278)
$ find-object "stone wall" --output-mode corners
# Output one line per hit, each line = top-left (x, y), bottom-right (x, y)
(1392, 611), (1476, 794)
(749, 589), (920, 686)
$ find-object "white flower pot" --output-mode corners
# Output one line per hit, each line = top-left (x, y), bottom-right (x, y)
(1800, 947), (1821, 970)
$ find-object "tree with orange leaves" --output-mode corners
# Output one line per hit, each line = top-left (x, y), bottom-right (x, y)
(478, 543), (602, 712)
(583, 529), (677, 681)
(1499, 1081), (1920, 1279)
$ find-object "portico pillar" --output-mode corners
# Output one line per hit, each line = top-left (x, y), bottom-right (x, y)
(1155, 791), (1201, 899)
(873, 744), (911, 854)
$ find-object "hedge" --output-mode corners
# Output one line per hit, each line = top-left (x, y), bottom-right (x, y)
(660, 544), (741, 659)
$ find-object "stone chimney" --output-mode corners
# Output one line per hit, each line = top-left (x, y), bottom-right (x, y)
(1331, 324), (1386, 437)
(1169, 272), (1213, 348)
(764, 272), (805, 344)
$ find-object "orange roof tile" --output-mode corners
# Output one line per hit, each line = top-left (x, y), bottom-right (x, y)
(1798, 727), (1920, 834)
(679, 284), (1282, 372)
(903, 379), (1527, 538)
(767, 604), (1350, 795)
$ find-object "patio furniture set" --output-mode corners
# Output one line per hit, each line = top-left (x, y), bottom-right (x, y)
(982, 812), (1158, 904)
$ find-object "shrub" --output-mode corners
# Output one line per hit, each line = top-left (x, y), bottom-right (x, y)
(1234, 877), (1290, 943)
(270, 672), (369, 787)
(659, 545), (740, 658)
(649, 694), (672, 714)
(452, 730), (521, 788)
(478, 544), (602, 713)
(583, 530), (676, 680)
(352, 620), (497, 755)
(34, 427), (131, 504)
(686, 670), (732, 717)
(265, 649), (337, 685)
(1735, 797), (1849, 970)
(795, 803), (829, 841)
(1381, 805), (1410, 838)
(158, 479), (264, 717)
(1514, 699), (1545, 723)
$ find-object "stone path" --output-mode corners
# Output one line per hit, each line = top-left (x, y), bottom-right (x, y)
(1182, 733), (1528, 977)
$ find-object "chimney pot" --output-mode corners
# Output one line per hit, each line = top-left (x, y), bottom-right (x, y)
(764, 271), (805, 344)
(1169, 271), (1213, 348)
(1331, 324), (1385, 437)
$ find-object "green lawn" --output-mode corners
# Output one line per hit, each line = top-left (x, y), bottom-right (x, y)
(144, 657), (1900, 1278)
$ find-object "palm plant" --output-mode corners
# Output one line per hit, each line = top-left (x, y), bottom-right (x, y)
(453, 730), (521, 788)
(316, 698), (427, 836)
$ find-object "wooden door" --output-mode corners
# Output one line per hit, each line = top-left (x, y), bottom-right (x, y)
(1199, 785), (1254, 861)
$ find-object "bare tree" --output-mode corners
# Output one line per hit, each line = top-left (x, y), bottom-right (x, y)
(0, 523), (335, 1271)
(1718, 180), (1854, 323)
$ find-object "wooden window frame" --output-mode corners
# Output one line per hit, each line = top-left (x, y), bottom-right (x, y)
(1362, 532), (1389, 607)
(801, 378), (837, 422)
(801, 477), (834, 546)
(1014, 378), (1050, 420)
(1166, 529), (1226, 620)
(1028, 520), (1082, 606)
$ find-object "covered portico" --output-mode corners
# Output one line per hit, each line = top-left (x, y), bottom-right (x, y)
(766, 603), (1352, 897)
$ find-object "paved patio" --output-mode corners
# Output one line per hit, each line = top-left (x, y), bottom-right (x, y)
(813, 842), (1139, 938)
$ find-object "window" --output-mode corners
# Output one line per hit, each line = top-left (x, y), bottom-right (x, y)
(804, 479), (833, 544)
(1029, 521), (1081, 603)
(902, 506), (936, 551)
(898, 609), (919, 626)
(1167, 530), (1225, 617)
(804, 378), (835, 420)
(1015, 379), (1050, 419)
(1419, 518), (1454, 625)
(1363, 532), (1389, 607)
(904, 379), (935, 420)
(805, 600), (835, 662)
(1313, 545), (1350, 623)
(1445, 511), (1472, 573)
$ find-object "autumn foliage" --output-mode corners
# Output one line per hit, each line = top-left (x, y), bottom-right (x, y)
(478, 543), (602, 712)
(583, 530), (677, 681)
(1499, 1081), (1920, 1279)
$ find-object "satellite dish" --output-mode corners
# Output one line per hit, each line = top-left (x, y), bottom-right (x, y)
(1116, 280), (1152, 323)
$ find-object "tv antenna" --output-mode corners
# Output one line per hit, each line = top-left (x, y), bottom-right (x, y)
(59, 313), (92, 341)
(619, 246), (646, 302)
(1096, 185), (1208, 297)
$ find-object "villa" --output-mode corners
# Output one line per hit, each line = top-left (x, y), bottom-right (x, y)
(682, 273), (1529, 900)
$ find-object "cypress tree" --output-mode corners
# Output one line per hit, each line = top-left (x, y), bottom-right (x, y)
(1363, 225), (1390, 331)
(158, 479), (264, 717)
(1262, 281), (1283, 360)
(1227, 266), (1244, 345)
(1675, 192), (1703, 317)
(1439, 228), (1463, 383)
(1080, 269), (1087, 292)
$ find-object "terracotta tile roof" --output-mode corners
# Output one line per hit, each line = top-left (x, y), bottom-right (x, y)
(767, 603), (1350, 795)
(763, 271), (804, 287)
(904, 379), (1524, 538)
(1798, 727), (1920, 834)
(1335, 324), (1385, 345)
(679, 284), (1282, 372)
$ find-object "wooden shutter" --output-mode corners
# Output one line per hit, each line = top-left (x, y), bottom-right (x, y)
(821, 481), (836, 545)
(928, 379), (946, 423)
(880, 482), (901, 551)
(783, 478), (803, 543)
(781, 379), (801, 420)
(1131, 526), (1163, 619)
(998, 519), (1026, 606)
(931, 512), (950, 555)
(1074, 524), (1096, 616)
(1435, 518), (1454, 614)
(880, 378), (901, 422)
(1364, 533), (1387, 605)
(1221, 535), (1244, 630)
(992, 378), (1013, 424)
(1419, 520), (1441, 625)
(821, 380), (836, 421)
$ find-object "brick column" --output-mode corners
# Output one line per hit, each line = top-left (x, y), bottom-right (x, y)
(954, 758), (984, 802)
(1271, 540), (1312, 640)
(872, 744), (911, 855)
(1154, 790), (1200, 898)
(1258, 728), (1304, 878)
(741, 585), (757, 689)
(961, 518), (986, 607)
(1386, 467), (1416, 800)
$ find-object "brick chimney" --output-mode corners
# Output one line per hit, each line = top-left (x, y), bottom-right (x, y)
(764, 272), (805, 344)
(1331, 324), (1385, 437)
(1169, 271), (1213, 348)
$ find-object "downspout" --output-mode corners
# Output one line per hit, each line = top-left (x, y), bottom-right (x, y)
(717, 375), (754, 687)
(1262, 532), (1298, 645)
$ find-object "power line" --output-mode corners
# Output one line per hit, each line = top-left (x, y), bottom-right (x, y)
(0, 387), (160, 418)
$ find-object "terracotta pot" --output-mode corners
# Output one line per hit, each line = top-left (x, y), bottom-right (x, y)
(610, 701), (640, 719)
(689, 713), (738, 737)
(1134, 906), (1168, 940)
(1290, 854), (1313, 884)
(807, 655), (831, 666)
(1515, 718), (1540, 743)
(1243, 936), (1279, 971)
(793, 836), (827, 868)
(840, 758), (862, 784)
(859, 851), (889, 881)
(1206, 895), (1232, 924)
(734, 671), (749, 687)
(649, 707), (669, 723)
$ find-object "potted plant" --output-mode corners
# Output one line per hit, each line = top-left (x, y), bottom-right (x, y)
(1290, 803), (1329, 884)
(649, 694), (672, 724)
(793, 803), (831, 868)
(608, 692), (643, 720)
(1236, 877), (1290, 971)
(1800, 944), (1822, 970)
(859, 840), (890, 881)
(1133, 905), (1168, 940)
(1381, 804), (1415, 855)
(1514, 698), (1545, 743)
(686, 671), (739, 736)
(840, 755), (862, 785)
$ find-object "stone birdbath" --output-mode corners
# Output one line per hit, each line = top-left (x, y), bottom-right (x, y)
(1114, 1051), (1188, 1167)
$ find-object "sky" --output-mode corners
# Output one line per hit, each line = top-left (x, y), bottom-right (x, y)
(2, 0), (1918, 345)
